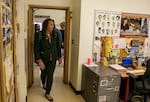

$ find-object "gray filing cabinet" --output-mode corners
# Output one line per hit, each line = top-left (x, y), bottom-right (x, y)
(81, 63), (121, 102)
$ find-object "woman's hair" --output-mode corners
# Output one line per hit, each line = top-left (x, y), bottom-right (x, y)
(51, 19), (56, 29)
(42, 18), (55, 34)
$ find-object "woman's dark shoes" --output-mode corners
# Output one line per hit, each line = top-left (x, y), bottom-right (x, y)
(45, 94), (54, 101)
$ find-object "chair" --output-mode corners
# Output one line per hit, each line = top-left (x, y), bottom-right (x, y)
(127, 59), (150, 102)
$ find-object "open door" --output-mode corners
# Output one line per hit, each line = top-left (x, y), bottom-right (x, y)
(27, 5), (34, 87)
(27, 5), (71, 88)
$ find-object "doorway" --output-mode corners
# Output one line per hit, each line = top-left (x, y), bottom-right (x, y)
(27, 5), (70, 87)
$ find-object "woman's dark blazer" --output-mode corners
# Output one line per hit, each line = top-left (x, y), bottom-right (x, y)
(34, 31), (61, 64)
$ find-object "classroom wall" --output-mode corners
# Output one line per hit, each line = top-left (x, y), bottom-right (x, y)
(15, 0), (150, 100)
(75, 0), (150, 91)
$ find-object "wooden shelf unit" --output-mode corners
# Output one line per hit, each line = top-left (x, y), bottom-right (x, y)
(0, 0), (17, 102)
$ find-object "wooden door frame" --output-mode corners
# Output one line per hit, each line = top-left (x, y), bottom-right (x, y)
(27, 5), (70, 87)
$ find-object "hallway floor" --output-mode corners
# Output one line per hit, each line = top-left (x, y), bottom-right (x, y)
(27, 63), (85, 102)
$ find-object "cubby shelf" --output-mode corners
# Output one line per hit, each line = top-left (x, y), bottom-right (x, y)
(0, 0), (17, 102)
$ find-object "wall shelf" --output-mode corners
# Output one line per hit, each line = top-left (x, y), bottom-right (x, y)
(120, 34), (148, 38)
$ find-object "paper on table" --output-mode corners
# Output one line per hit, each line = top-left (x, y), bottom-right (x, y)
(109, 64), (127, 71)
(84, 63), (98, 67)
(127, 70), (145, 74)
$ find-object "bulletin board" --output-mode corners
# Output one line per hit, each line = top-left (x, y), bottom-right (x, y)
(0, 0), (17, 102)
(93, 10), (121, 62)
(94, 10), (121, 37)
(93, 10), (150, 63)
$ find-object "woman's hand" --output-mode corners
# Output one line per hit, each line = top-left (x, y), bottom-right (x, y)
(36, 59), (45, 70)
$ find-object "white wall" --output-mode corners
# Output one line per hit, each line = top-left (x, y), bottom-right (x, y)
(69, 0), (81, 90)
(16, 0), (27, 102)
(27, 0), (72, 7)
(74, 0), (150, 91)
(34, 9), (65, 29)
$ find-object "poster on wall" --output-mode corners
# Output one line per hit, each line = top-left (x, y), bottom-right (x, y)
(3, 40), (7, 60)
(94, 10), (121, 37)
(93, 10), (121, 63)
(2, 6), (6, 25)
(141, 18), (150, 35)
(4, 55), (15, 102)
(120, 15), (150, 36)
